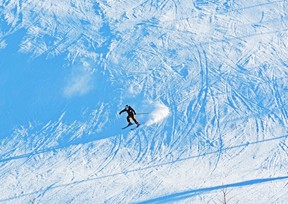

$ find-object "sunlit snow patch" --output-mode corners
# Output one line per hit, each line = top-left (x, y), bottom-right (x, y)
(128, 82), (142, 95)
(0, 40), (7, 49)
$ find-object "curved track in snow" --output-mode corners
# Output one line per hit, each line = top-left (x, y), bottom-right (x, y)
(1, 0), (288, 203)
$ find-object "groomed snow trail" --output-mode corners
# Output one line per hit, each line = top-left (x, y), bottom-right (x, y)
(0, 0), (288, 203)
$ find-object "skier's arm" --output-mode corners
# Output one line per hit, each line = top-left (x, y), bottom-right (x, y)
(131, 107), (136, 115)
(119, 109), (125, 115)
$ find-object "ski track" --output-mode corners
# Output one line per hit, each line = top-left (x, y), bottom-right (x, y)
(1, 0), (288, 203)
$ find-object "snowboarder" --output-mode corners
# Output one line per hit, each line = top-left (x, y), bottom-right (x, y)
(119, 105), (140, 127)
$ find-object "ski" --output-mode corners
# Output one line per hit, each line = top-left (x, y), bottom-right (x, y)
(130, 124), (141, 131)
(122, 123), (133, 129)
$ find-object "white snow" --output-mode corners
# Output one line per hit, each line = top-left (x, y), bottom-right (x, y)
(145, 101), (170, 126)
(63, 65), (96, 98)
(0, 0), (288, 203)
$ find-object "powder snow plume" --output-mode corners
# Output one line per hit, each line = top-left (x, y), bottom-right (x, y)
(145, 102), (170, 126)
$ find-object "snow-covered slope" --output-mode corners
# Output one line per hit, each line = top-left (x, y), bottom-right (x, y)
(1, 0), (288, 203)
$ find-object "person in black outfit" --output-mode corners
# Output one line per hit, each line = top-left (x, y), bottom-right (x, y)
(119, 105), (139, 126)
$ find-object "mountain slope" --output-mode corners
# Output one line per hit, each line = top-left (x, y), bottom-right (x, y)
(0, 0), (288, 203)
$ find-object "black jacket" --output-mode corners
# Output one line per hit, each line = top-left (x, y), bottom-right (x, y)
(119, 106), (136, 117)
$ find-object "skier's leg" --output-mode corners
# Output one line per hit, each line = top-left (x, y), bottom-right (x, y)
(127, 116), (132, 125)
(131, 115), (139, 125)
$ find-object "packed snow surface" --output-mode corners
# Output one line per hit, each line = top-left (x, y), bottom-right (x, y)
(0, 0), (288, 203)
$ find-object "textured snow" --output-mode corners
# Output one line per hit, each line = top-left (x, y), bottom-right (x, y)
(0, 0), (288, 203)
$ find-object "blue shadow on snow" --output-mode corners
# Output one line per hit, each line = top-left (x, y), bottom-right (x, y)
(135, 175), (288, 203)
